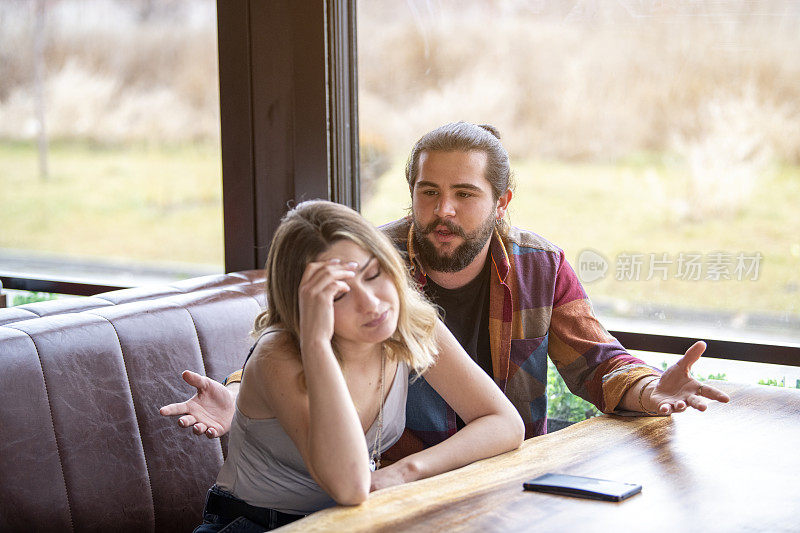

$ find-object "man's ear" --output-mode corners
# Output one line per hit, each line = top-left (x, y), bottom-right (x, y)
(495, 189), (512, 220)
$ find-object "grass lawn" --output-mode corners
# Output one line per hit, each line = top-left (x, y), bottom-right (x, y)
(0, 141), (224, 268)
(362, 155), (800, 323)
(3, 140), (798, 325)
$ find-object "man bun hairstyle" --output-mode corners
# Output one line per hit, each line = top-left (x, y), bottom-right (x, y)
(477, 123), (501, 139)
(405, 121), (514, 202)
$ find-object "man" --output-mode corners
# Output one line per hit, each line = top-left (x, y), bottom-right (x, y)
(162, 122), (728, 463)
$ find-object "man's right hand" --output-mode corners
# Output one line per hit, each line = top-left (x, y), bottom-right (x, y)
(159, 370), (237, 438)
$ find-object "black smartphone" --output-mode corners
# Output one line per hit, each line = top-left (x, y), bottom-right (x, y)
(523, 473), (642, 502)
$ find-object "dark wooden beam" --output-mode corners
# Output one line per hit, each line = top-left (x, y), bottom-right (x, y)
(217, 0), (359, 272)
(217, 0), (258, 273)
(610, 330), (800, 367)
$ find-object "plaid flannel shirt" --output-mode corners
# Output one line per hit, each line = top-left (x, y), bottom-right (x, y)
(381, 217), (659, 457)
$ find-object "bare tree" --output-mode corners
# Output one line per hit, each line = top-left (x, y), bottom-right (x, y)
(34, 0), (49, 181)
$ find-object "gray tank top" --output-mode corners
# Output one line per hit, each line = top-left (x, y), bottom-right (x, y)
(216, 359), (409, 515)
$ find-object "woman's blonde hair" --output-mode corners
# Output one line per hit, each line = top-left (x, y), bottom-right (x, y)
(253, 200), (438, 374)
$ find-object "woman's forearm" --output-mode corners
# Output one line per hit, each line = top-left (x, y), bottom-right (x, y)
(390, 411), (523, 484)
(385, 320), (525, 486)
(301, 339), (371, 504)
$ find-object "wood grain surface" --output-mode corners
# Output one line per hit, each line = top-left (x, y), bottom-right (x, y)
(277, 381), (800, 532)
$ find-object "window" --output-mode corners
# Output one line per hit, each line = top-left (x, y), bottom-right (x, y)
(0, 0), (223, 288)
(357, 0), (800, 380)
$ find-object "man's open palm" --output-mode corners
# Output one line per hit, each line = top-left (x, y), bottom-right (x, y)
(159, 370), (235, 438)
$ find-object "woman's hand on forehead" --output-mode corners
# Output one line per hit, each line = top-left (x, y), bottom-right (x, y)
(315, 240), (375, 270)
(325, 257), (360, 269)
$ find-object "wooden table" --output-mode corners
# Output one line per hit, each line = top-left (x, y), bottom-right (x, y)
(278, 382), (800, 532)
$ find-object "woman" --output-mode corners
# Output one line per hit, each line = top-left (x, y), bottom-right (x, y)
(192, 200), (524, 531)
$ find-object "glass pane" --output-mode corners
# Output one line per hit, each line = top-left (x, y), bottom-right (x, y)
(357, 0), (800, 355)
(0, 0), (223, 287)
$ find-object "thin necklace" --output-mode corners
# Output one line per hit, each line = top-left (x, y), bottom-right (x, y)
(369, 349), (386, 472)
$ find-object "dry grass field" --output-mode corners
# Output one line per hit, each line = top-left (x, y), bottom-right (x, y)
(357, 0), (800, 334)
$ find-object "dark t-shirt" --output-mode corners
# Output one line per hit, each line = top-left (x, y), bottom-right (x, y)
(422, 257), (492, 377)
(423, 257), (492, 430)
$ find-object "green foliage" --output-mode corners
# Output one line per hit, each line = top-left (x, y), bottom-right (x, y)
(756, 377), (800, 389)
(698, 372), (727, 382)
(546, 361), (600, 423)
(11, 291), (57, 306)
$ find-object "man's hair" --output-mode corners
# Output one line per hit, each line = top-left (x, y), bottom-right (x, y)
(405, 121), (514, 201)
(253, 200), (438, 375)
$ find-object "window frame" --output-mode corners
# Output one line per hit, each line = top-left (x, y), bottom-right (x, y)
(218, 0), (359, 272)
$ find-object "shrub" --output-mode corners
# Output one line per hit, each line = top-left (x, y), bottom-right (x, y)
(546, 361), (600, 424)
(11, 291), (57, 306)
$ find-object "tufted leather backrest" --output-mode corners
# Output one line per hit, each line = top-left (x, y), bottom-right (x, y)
(0, 271), (265, 532)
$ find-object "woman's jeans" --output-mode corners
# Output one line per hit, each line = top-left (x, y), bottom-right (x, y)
(193, 485), (306, 532)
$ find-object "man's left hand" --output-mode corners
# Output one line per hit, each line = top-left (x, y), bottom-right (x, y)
(642, 341), (731, 415)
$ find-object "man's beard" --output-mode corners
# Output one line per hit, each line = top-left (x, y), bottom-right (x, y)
(412, 214), (495, 273)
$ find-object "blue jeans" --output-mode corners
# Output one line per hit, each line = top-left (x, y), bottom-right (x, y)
(194, 485), (306, 532)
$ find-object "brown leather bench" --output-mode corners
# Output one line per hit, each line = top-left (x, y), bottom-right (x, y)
(0, 271), (265, 532)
